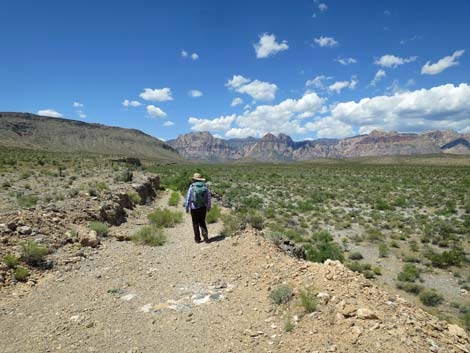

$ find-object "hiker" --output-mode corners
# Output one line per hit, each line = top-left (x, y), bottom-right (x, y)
(185, 173), (211, 243)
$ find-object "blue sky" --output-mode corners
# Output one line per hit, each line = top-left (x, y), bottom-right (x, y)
(1, 0), (469, 141)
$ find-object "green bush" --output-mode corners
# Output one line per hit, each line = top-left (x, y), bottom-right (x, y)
(397, 264), (420, 282)
(16, 193), (39, 208)
(425, 248), (465, 268)
(132, 226), (166, 246)
(284, 318), (294, 333)
(463, 312), (470, 332)
(266, 231), (284, 246)
(168, 191), (180, 207)
(378, 243), (389, 257)
(246, 212), (264, 230)
(349, 252), (363, 260)
(89, 221), (109, 237)
(3, 254), (19, 268)
(299, 288), (317, 313)
(206, 204), (221, 224)
(220, 213), (244, 237)
(94, 181), (108, 191)
(269, 284), (293, 305)
(115, 169), (133, 182)
(148, 208), (183, 228)
(20, 241), (48, 267)
(419, 289), (444, 307)
(396, 281), (423, 295)
(13, 266), (30, 282)
(127, 191), (141, 204)
(304, 231), (344, 263)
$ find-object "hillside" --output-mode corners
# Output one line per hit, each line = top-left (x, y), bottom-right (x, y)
(168, 130), (470, 162)
(0, 112), (182, 162)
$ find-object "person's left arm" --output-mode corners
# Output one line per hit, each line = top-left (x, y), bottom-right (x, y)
(206, 185), (211, 211)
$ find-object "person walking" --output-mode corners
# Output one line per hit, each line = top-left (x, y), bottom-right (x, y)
(185, 173), (211, 243)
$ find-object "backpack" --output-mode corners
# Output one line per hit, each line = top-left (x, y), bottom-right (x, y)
(191, 181), (206, 208)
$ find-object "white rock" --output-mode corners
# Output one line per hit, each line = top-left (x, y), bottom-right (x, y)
(448, 324), (468, 339)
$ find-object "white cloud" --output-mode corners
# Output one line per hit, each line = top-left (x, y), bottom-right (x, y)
(254, 33), (289, 58)
(327, 83), (470, 134)
(191, 53), (199, 60)
(237, 80), (278, 101)
(146, 105), (167, 118)
(306, 75), (333, 89)
(384, 10), (391, 15)
(163, 121), (174, 126)
(328, 77), (358, 94)
(189, 90), (203, 98)
(421, 50), (465, 75)
(226, 75), (278, 101)
(139, 88), (173, 102)
(189, 115), (235, 132)
(370, 69), (386, 86)
(181, 50), (188, 58)
(318, 3), (328, 12)
(335, 57), (357, 65)
(37, 109), (63, 118)
(374, 54), (417, 68)
(314, 36), (338, 48)
(72, 102), (83, 108)
(305, 116), (354, 138)
(225, 127), (258, 138)
(231, 97), (243, 107)
(122, 99), (142, 107)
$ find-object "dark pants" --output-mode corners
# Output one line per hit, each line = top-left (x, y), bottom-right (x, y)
(190, 207), (208, 242)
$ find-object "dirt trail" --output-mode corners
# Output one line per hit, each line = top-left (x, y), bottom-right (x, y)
(1, 193), (469, 353)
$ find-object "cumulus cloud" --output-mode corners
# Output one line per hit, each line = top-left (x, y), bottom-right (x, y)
(305, 116), (354, 138)
(189, 115), (235, 132)
(335, 57), (357, 65)
(72, 102), (83, 107)
(226, 75), (277, 101)
(139, 88), (173, 102)
(254, 33), (289, 58)
(421, 50), (465, 75)
(231, 97), (243, 107)
(189, 90), (203, 97)
(327, 83), (470, 134)
(122, 99), (142, 107)
(314, 36), (338, 48)
(370, 69), (386, 86)
(163, 121), (174, 126)
(318, 3), (328, 12)
(225, 127), (258, 138)
(37, 109), (63, 118)
(146, 105), (167, 118)
(328, 77), (358, 94)
(191, 53), (199, 60)
(374, 54), (417, 68)
(181, 50), (188, 58)
(181, 50), (198, 60)
(306, 75), (333, 89)
(76, 111), (87, 119)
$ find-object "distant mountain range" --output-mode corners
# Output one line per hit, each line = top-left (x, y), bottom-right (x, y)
(0, 112), (182, 162)
(167, 130), (470, 162)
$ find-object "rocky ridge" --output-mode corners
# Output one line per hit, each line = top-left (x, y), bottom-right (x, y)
(0, 112), (181, 162)
(168, 130), (470, 162)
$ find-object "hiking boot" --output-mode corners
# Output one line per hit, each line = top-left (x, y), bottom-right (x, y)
(195, 238), (202, 243)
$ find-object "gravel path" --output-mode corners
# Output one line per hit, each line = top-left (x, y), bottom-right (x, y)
(1, 192), (469, 353)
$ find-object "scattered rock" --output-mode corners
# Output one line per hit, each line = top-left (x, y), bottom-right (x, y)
(448, 324), (468, 339)
(79, 230), (100, 248)
(356, 308), (379, 320)
(18, 226), (32, 235)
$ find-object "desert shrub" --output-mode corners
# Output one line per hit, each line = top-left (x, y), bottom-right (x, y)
(220, 213), (244, 237)
(304, 231), (344, 263)
(269, 284), (293, 304)
(16, 193), (39, 208)
(397, 264), (420, 282)
(132, 226), (166, 246)
(20, 241), (48, 267)
(372, 266), (382, 275)
(378, 243), (389, 257)
(127, 191), (141, 204)
(367, 228), (384, 242)
(419, 289), (444, 307)
(349, 252), (363, 260)
(284, 318), (295, 332)
(206, 204), (221, 224)
(115, 169), (133, 182)
(425, 248), (465, 268)
(299, 288), (317, 313)
(89, 221), (109, 237)
(148, 208), (183, 228)
(266, 231), (284, 245)
(464, 312), (470, 332)
(246, 212), (264, 230)
(396, 282), (423, 295)
(88, 188), (98, 196)
(168, 191), (180, 207)
(94, 181), (108, 192)
(3, 254), (19, 268)
(13, 266), (30, 282)
(67, 188), (79, 198)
